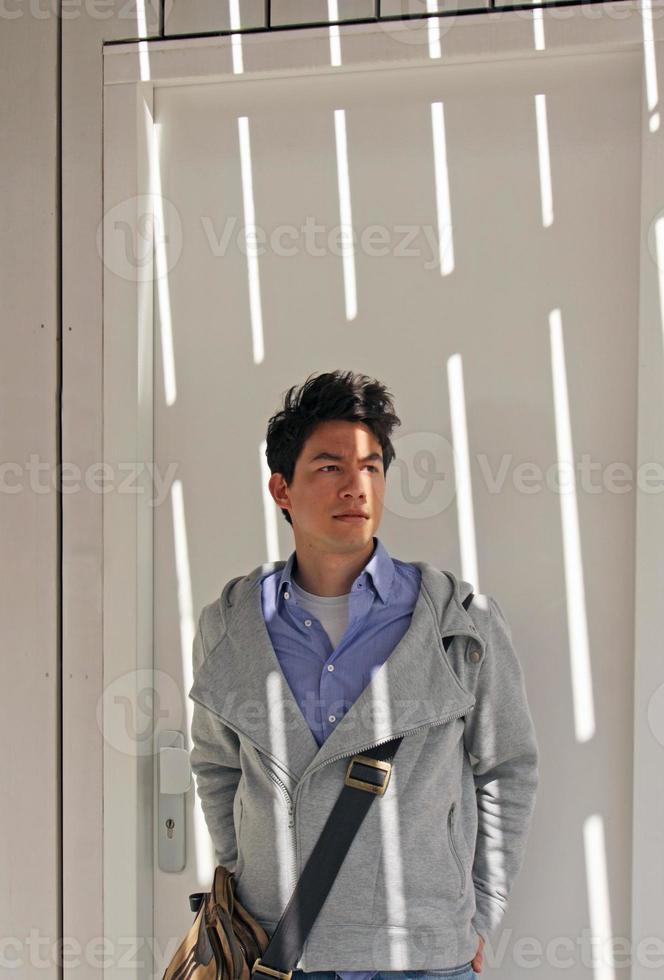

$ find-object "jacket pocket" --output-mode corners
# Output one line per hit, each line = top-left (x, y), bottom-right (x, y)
(447, 802), (466, 898)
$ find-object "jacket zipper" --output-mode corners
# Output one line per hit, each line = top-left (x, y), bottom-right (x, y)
(255, 752), (298, 890)
(191, 696), (476, 896)
(447, 801), (466, 898)
(294, 702), (475, 803)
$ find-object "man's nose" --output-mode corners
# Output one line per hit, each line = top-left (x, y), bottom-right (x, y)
(341, 473), (367, 495)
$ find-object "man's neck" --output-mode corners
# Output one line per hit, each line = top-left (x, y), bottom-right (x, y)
(292, 538), (376, 597)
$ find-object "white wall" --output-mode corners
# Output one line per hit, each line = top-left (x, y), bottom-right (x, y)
(62, 1), (158, 975)
(0, 9), (59, 980)
(149, 48), (639, 978)
(3, 3), (664, 979)
(0, 3), (158, 979)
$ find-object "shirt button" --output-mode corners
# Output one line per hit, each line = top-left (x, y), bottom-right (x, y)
(328, 715), (336, 723)
(284, 591), (290, 599)
(327, 664), (334, 672)
(469, 648), (482, 663)
(304, 619), (312, 627)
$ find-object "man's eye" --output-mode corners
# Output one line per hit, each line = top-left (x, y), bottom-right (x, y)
(320, 465), (379, 472)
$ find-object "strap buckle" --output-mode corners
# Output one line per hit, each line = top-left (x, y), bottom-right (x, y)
(251, 958), (293, 980)
(344, 754), (392, 796)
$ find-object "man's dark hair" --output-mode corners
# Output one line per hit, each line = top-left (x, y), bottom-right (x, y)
(265, 369), (401, 526)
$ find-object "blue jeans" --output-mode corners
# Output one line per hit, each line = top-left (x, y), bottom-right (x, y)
(292, 966), (476, 980)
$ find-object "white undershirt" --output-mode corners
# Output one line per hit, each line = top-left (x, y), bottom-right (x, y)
(289, 575), (350, 650)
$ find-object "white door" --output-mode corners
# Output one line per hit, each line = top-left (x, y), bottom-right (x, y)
(102, 15), (646, 979)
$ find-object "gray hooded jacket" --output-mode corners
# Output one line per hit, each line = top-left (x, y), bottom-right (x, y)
(188, 560), (539, 972)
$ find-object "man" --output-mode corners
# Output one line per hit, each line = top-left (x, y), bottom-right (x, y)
(189, 370), (539, 980)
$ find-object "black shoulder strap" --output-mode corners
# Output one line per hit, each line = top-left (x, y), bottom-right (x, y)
(251, 590), (475, 978)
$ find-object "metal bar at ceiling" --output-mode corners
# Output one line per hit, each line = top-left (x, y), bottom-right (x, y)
(109, 0), (630, 46)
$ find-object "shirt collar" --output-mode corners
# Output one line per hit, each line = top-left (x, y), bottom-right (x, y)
(277, 535), (395, 608)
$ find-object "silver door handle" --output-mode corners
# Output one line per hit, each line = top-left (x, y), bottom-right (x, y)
(160, 745), (192, 795)
(157, 730), (190, 871)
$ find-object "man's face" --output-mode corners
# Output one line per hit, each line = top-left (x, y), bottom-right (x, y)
(269, 419), (386, 553)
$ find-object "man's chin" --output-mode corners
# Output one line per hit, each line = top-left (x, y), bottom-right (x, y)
(329, 522), (375, 548)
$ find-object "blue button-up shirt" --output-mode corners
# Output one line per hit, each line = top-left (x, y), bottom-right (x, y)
(260, 535), (422, 980)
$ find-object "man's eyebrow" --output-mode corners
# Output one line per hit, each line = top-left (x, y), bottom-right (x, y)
(308, 451), (383, 464)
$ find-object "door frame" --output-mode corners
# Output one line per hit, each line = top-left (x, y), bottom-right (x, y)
(99, 5), (664, 978)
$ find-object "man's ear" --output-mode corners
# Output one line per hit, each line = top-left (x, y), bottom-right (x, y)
(268, 472), (288, 509)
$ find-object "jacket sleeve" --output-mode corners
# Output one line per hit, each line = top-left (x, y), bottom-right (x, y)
(463, 595), (539, 944)
(189, 615), (243, 871)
